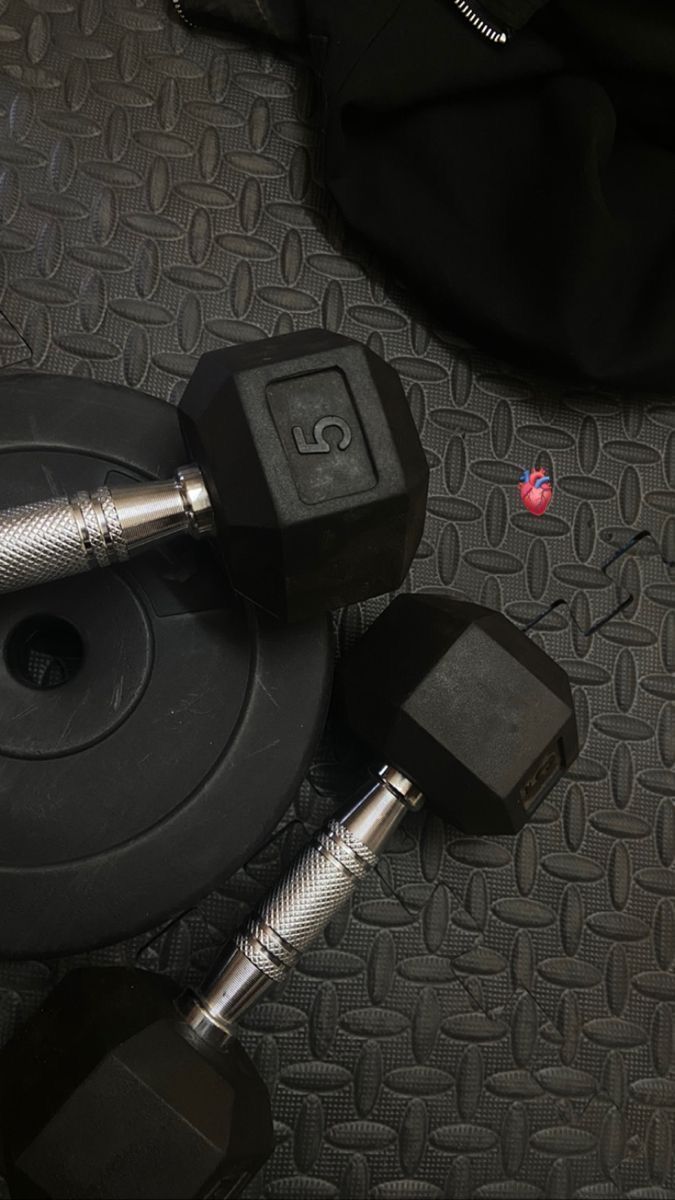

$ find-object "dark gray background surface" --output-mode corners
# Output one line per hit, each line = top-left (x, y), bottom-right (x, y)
(0, 2), (673, 1196)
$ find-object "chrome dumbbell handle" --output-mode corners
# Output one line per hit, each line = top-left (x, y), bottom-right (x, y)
(179, 766), (425, 1046)
(0, 466), (214, 596)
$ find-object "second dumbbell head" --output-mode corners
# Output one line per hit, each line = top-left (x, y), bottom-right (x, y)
(179, 329), (429, 622)
(340, 593), (578, 834)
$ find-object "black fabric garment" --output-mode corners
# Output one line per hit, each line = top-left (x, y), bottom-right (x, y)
(180, 0), (675, 393)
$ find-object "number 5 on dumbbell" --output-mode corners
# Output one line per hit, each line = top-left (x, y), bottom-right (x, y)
(0, 594), (578, 1200)
(0, 331), (429, 624)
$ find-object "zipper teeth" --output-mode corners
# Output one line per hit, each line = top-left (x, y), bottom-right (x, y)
(171, 0), (506, 47)
(171, 0), (194, 28)
(452, 0), (509, 44)
(173, 0), (507, 46)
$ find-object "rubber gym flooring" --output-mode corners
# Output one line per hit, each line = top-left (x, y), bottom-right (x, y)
(0, 3), (673, 1196)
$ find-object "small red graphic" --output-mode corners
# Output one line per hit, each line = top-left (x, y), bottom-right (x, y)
(518, 467), (553, 516)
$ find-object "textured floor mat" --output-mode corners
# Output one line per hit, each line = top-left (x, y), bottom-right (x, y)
(0, 3), (674, 1197)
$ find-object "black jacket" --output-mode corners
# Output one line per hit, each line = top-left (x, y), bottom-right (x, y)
(179, 1), (675, 394)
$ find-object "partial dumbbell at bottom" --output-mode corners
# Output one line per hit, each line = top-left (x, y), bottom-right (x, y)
(0, 330), (429, 623)
(0, 595), (579, 1200)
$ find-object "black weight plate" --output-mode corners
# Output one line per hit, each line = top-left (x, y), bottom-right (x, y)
(0, 374), (333, 958)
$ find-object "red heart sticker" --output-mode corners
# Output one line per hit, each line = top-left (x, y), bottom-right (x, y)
(518, 468), (553, 516)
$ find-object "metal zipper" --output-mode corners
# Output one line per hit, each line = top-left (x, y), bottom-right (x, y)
(171, 0), (194, 28)
(451, 0), (509, 44)
(172, 0), (508, 47)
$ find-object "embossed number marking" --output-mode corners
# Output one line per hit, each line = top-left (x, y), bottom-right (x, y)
(292, 416), (352, 455)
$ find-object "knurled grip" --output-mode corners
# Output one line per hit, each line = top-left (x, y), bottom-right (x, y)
(0, 491), (128, 595)
(236, 820), (378, 982)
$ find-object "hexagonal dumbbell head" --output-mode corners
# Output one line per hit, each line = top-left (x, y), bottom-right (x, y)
(0, 968), (273, 1200)
(179, 329), (429, 623)
(340, 593), (578, 834)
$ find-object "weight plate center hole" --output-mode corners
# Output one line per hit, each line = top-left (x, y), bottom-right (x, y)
(5, 615), (85, 691)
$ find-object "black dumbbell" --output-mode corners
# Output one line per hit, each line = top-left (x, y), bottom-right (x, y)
(0, 595), (578, 1199)
(0, 330), (429, 623)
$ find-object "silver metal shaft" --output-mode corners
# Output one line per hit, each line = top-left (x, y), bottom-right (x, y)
(0, 466), (214, 595)
(178, 767), (424, 1049)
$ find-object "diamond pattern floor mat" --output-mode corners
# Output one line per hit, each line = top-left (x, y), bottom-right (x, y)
(0, 3), (673, 1197)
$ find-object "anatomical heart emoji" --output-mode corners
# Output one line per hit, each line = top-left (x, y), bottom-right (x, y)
(518, 467), (553, 516)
